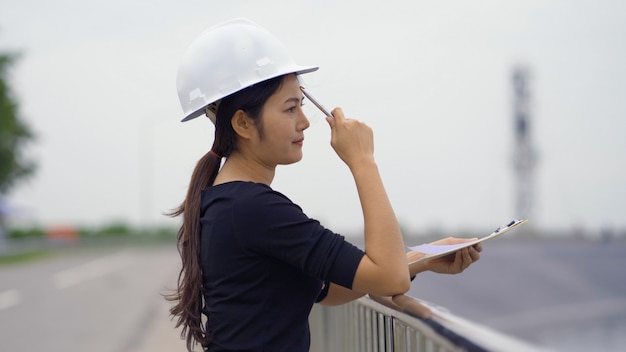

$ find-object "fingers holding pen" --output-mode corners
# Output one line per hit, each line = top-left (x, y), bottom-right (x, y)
(323, 107), (340, 133)
(327, 107), (375, 168)
(329, 107), (344, 122)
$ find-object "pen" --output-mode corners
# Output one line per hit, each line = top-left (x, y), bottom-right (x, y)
(300, 86), (333, 118)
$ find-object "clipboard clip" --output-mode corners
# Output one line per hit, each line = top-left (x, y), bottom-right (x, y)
(494, 219), (525, 234)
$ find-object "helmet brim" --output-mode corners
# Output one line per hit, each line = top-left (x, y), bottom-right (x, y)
(180, 66), (319, 123)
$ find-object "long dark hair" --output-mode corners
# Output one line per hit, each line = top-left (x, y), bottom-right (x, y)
(166, 74), (287, 351)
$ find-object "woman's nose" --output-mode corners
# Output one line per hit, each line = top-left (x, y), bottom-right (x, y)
(299, 109), (310, 130)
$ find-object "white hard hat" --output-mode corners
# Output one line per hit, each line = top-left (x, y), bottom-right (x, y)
(176, 18), (318, 123)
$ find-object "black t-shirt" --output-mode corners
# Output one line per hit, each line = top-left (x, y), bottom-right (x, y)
(200, 181), (365, 351)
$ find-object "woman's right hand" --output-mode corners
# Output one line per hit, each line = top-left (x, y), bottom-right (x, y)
(326, 107), (375, 169)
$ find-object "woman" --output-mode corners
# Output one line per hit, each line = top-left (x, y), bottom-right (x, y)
(168, 19), (481, 351)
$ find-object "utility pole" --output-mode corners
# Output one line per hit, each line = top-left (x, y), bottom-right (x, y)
(512, 66), (537, 221)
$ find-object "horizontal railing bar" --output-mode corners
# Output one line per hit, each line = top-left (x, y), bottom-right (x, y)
(310, 294), (546, 352)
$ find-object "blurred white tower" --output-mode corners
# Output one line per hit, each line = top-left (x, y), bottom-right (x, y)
(512, 66), (537, 221)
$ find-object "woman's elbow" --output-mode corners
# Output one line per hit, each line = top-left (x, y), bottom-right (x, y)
(367, 275), (410, 296)
(354, 259), (411, 296)
(384, 276), (411, 296)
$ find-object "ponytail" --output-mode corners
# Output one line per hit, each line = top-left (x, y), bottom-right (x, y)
(166, 148), (221, 350)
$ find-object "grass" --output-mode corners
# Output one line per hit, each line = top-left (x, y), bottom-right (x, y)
(0, 250), (50, 267)
(0, 227), (178, 269)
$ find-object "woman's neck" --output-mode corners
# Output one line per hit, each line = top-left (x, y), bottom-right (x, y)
(213, 151), (275, 186)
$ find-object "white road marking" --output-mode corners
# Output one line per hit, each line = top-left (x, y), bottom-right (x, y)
(53, 249), (134, 290)
(0, 289), (21, 310)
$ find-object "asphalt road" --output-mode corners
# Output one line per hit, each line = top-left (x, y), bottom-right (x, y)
(1, 238), (624, 352)
(0, 244), (184, 352)
(407, 238), (626, 351)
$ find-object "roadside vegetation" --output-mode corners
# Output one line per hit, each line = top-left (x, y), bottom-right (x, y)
(0, 222), (178, 267)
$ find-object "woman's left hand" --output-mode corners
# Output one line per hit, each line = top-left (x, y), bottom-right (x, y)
(423, 237), (482, 274)
(407, 238), (482, 276)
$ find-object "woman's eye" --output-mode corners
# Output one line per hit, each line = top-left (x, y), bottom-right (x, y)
(286, 102), (304, 113)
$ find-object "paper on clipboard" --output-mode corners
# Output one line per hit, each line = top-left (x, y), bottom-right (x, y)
(407, 219), (528, 264)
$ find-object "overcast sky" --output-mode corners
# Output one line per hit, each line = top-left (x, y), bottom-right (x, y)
(1, 0), (625, 237)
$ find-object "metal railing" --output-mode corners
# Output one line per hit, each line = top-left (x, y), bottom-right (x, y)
(309, 294), (544, 352)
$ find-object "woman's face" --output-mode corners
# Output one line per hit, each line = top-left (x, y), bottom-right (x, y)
(251, 74), (310, 166)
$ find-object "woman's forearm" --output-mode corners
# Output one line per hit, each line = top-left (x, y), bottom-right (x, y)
(350, 158), (410, 295)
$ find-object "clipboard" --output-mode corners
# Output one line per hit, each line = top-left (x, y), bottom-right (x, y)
(407, 219), (528, 264)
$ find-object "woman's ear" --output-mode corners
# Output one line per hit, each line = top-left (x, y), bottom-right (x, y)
(231, 110), (254, 140)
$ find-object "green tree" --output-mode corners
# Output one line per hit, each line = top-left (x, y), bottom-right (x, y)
(0, 52), (35, 195)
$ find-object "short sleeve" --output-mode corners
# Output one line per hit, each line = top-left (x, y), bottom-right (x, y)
(233, 184), (364, 289)
(315, 281), (330, 303)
